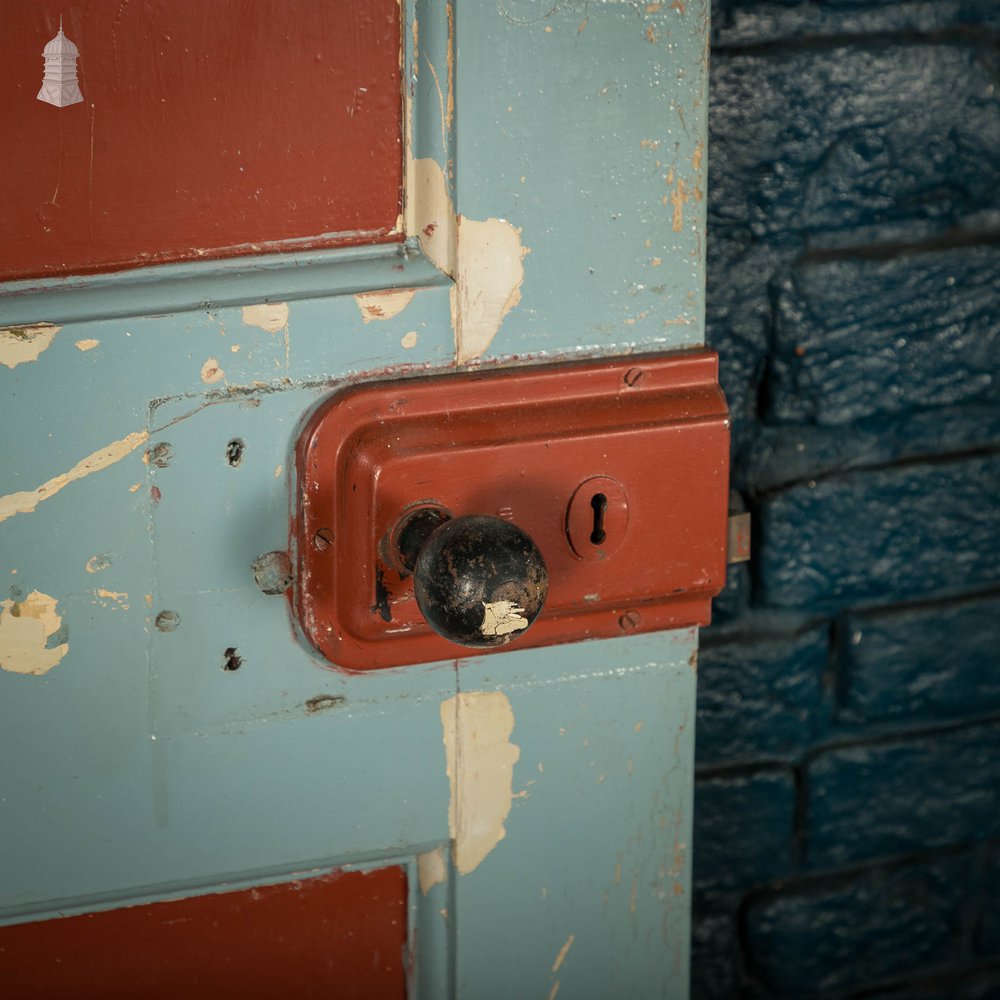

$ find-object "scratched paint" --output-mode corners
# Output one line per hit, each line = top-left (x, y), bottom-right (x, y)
(241, 303), (290, 334)
(0, 591), (68, 676)
(0, 324), (60, 369)
(441, 691), (521, 874)
(0, 431), (149, 524)
(551, 934), (575, 973)
(354, 289), (416, 323)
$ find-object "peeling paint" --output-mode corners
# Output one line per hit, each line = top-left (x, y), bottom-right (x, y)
(85, 555), (110, 574)
(441, 691), (521, 875)
(0, 324), (60, 368)
(74, 338), (99, 352)
(480, 600), (529, 638)
(354, 288), (416, 323)
(0, 431), (149, 524)
(552, 934), (575, 973)
(401, 331), (419, 349)
(418, 846), (448, 895)
(406, 156), (455, 276)
(241, 302), (289, 333)
(200, 357), (224, 384)
(0, 591), (68, 676)
(452, 216), (529, 363)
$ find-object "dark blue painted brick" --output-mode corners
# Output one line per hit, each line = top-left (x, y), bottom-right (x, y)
(744, 853), (974, 997)
(839, 593), (1000, 727)
(713, 0), (1000, 46)
(697, 626), (830, 765)
(864, 970), (1000, 1000)
(694, 768), (796, 894)
(691, 913), (743, 1000)
(767, 246), (1000, 427)
(976, 845), (1000, 956)
(737, 403), (1000, 493)
(758, 453), (1000, 612)
(806, 720), (1000, 867)
(710, 45), (1000, 248)
(707, 235), (795, 449)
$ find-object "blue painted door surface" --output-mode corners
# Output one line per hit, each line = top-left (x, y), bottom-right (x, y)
(0, 3), (709, 997)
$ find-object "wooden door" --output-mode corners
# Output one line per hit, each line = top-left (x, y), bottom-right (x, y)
(0, 2), (710, 997)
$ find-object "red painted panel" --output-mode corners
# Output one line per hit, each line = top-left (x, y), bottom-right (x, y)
(0, 867), (407, 999)
(0, 1), (402, 281)
(294, 350), (731, 671)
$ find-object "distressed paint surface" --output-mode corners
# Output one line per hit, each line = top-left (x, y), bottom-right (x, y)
(441, 691), (521, 874)
(0, 431), (149, 523)
(0, 591), (68, 676)
(0, 324), (60, 368)
(0, 2), (707, 996)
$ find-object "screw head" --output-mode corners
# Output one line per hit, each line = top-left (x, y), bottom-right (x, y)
(618, 610), (641, 631)
(313, 528), (334, 551)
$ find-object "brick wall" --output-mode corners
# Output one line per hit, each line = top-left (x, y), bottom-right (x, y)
(696, 1), (1000, 996)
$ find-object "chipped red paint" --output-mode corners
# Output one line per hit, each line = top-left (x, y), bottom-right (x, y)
(293, 350), (731, 671)
(0, 0), (402, 281)
(0, 867), (407, 998)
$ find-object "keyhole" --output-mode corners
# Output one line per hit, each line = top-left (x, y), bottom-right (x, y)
(590, 493), (608, 545)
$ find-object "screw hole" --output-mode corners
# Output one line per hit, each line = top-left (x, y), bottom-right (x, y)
(226, 438), (245, 467)
(154, 610), (181, 632)
(590, 492), (608, 545)
(222, 647), (242, 671)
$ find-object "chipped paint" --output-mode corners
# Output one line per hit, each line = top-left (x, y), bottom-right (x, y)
(452, 216), (529, 363)
(95, 588), (129, 610)
(480, 600), (529, 638)
(669, 176), (703, 233)
(85, 555), (110, 574)
(418, 846), (448, 895)
(441, 691), (521, 875)
(0, 591), (68, 676)
(0, 324), (60, 368)
(241, 302), (289, 333)
(552, 934), (575, 973)
(406, 157), (455, 276)
(0, 430), (149, 524)
(354, 288), (416, 323)
(75, 339), (99, 352)
(401, 331), (419, 349)
(200, 357), (224, 384)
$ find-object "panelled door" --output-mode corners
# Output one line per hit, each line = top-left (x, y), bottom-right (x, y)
(0, 2), (710, 997)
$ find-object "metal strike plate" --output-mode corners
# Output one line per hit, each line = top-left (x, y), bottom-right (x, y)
(292, 350), (731, 671)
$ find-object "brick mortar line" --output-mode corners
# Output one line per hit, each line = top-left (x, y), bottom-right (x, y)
(694, 708), (1000, 781)
(710, 25), (1000, 57)
(746, 438), (1000, 500)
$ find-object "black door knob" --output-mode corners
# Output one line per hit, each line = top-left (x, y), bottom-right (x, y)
(395, 511), (548, 648)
